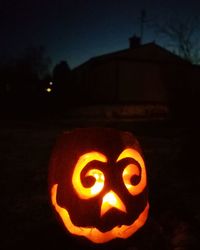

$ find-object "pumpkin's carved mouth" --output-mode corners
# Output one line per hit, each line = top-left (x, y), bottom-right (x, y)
(51, 184), (149, 244)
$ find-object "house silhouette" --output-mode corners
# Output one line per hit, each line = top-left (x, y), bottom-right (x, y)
(71, 36), (200, 121)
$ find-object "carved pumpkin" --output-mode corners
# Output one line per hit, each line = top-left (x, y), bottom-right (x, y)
(48, 128), (149, 244)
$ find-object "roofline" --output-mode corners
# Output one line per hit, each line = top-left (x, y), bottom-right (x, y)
(72, 42), (190, 71)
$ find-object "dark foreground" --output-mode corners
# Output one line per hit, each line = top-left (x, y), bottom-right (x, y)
(1, 118), (200, 250)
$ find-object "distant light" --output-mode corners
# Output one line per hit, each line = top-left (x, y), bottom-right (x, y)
(46, 87), (52, 93)
(49, 81), (53, 86)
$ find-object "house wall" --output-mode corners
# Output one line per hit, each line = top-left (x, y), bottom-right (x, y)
(118, 61), (168, 103)
(73, 61), (118, 104)
(82, 60), (169, 104)
(72, 56), (190, 106)
(87, 60), (117, 103)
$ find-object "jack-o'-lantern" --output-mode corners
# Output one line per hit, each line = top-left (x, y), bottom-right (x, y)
(48, 128), (149, 244)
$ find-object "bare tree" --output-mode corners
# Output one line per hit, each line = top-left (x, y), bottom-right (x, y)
(155, 15), (200, 64)
(20, 46), (51, 79)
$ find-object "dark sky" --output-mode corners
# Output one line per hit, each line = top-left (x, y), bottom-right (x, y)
(1, 0), (200, 69)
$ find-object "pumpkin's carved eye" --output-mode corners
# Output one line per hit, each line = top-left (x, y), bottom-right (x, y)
(122, 164), (141, 194)
(72, 152), (107, 199)
(117, 148), (147, 196)
(84, 169), (105, 195)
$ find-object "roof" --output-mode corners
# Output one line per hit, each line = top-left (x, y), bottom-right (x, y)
(73, 42), (190, 71)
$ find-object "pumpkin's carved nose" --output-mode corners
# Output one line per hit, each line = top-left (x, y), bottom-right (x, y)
(100, 190), (127, 217)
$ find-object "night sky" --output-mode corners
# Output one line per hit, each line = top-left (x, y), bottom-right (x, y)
(1, 0), (200, 69)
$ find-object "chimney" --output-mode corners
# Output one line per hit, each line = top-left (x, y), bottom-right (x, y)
(129, 35), (141, 49)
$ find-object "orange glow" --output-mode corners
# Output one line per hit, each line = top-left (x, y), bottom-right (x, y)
(51, 184), (149, 244)
(101, 190), (127, 217)
(117, 148), (147, 196)
(72, 152), (107, 199)
(86, 169), (105, 195)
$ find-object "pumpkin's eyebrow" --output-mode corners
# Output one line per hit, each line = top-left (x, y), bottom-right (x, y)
(116, 148), (139, 162)
(82, 151), (107, 163)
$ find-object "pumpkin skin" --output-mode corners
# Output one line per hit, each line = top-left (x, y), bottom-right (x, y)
(48, 128), (149, 244)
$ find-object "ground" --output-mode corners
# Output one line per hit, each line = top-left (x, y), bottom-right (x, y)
(1, 118), (200, 250)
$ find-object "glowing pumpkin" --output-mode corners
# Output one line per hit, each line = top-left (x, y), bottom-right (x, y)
(48, 128), (149, 244)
